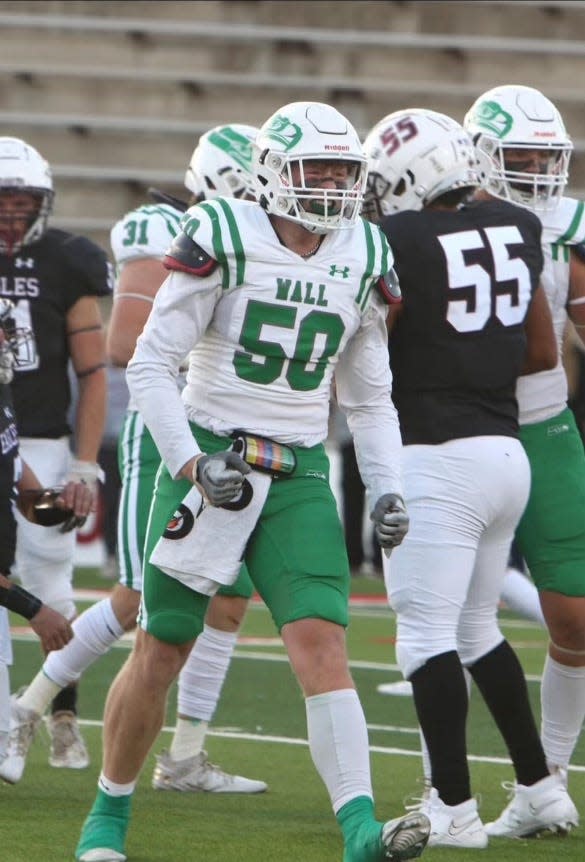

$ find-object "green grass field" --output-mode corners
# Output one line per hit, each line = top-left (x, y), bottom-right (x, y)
(2, 570), (583, 861)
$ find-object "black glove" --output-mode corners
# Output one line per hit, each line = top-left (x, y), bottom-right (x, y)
(370, 493), (409, 549)
(194, 451), (251, 507)
(18, 488), (87, 533)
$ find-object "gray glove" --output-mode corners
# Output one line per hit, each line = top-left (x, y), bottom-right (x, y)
(194, 451), (251, 507)
(370, 493), (409, 549)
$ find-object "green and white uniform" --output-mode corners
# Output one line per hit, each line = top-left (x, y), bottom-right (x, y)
(127, 198), (402, 642)
(111, 204), (254, 599)
(515, 197), (585, 596)
(110, 204), (182, 591)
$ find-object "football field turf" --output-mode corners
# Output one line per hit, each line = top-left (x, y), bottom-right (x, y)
(3, 572), (584, 862)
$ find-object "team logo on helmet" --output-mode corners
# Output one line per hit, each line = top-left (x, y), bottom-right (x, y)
(207, 127), (254, 172)
(264, 115), (303, 151)
(473, 101), (513, 139)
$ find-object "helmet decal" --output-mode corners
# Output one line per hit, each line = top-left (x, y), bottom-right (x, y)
(473, 101), (514, 139)
(184, 123), (259, 202)
(264, 115), (303, 151)
(206, 126), (254, 173)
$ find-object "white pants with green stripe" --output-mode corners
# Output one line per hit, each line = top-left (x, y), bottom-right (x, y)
(117, 411), (161, 592)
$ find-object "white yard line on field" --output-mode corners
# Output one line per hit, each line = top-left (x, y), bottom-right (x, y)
(74, 718), (585, 773)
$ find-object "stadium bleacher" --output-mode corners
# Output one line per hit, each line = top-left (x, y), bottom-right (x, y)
(0, 0), (584, 250)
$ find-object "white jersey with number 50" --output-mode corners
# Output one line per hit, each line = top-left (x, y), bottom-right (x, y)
(128, 198), (402, 500)
(517, 197), (585, 425)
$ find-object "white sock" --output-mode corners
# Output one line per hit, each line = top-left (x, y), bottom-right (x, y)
(500, 568), (545, 626)
(541, 654), (585, 770)
(306, 688), (373, 814)
(170, 717), (209, 762)
(98, 773), (136, 796)
(18, 670), (61, 716)
(177, 624), (238, 722)
(43, 597), (125, 688)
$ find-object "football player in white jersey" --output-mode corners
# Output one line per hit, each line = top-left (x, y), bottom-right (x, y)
(464, 83), (585, 838)
(0, 126), (267, 794)
(75, 102), (431, 862)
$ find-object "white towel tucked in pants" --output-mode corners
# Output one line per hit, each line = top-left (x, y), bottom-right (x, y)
(150, 471), (271, 596)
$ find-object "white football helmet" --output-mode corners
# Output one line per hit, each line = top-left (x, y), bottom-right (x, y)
(463, 85), (572, 211)
(252, 102), (367, 233)
(0, 137), (54, 253)
(184, 124), (259, 201)
(362, 109), (482, 219)
(0, 298), (34, 384)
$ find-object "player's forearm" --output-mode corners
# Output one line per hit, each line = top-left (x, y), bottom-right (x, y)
(74, 368), (107, 461)
(127, 356), (201, 478)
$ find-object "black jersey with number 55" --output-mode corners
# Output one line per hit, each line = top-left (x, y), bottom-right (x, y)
(379, 199), (543, 445)
(0, 229), (112, 438)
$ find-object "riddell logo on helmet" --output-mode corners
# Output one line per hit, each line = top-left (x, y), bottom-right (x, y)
(533, 131), (557, 138)
(324, 145), (350, 151)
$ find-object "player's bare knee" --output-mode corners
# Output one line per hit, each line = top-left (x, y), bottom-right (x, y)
(206, 594), (248, 631)
(111, 585), (141, 631)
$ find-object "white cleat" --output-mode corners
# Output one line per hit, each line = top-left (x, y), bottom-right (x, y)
(0, 694), (42, 784)
(382, 811), (431, 860)
(419, 788), (488, 848)
(151, 749), (268, 793)
(47, 710), (90, 769)
(486, 773), (579, 838)
(377, 680), (414, 697)
(77, 851), (126, 862)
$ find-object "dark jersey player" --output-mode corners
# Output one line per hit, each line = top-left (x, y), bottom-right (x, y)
(363, 108), (576, 847)
(0, 137), (111, 775)
(1, 300), (92, 766)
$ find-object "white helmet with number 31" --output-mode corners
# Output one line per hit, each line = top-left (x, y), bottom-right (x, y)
(463, 85), (572, 212)
(0, 137), (54, 254)
(362, 109), (482, 220)
(253, 101), (368, 233)
(184, 124), (259, 202)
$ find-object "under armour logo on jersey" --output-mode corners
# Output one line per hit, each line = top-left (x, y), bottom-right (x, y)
(14, 257), (34, 269)
(329, 265), (350, 278)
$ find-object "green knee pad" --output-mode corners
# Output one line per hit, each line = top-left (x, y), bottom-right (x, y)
(147, 608), (206, 645)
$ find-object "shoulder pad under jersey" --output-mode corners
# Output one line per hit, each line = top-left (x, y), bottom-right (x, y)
(376, 267), (402, 305)
(163, 232), (218, 277)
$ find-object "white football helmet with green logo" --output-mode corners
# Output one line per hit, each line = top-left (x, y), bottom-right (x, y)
(252, 101), (367, 233)
(463, 85), (572, 211)
(184, 124), (259, 201)
(362, 109), (482, 218)
(0, 137), (54, 253)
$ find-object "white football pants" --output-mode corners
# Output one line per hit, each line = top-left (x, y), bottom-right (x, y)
(13, 437), (76, 619)
(385, 435), (530, 679)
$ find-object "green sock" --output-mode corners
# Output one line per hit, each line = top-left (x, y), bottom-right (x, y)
(337, 796), (376, 840)
(75, 789), (132, 860)
(337, 796), (384, 862)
